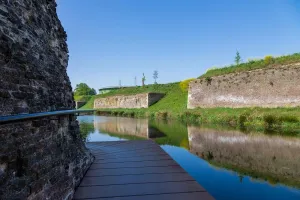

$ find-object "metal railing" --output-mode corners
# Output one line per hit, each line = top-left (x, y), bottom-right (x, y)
(0, 109), (95, 124)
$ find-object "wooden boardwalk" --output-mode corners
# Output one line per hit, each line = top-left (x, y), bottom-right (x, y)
(73, 140), (214, 200)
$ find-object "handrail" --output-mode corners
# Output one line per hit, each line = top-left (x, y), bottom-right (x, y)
(0, 109), (95, 124)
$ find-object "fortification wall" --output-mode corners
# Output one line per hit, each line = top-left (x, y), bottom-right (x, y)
(94, 93), (164, 109)
(188, 63), (300, 108)
(0, 1), (93, 199)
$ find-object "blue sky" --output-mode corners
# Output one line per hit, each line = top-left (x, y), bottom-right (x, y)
(57, 0), (300, 91)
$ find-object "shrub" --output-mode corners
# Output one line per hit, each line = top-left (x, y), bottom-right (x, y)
(264, 55), (274, 65)
(278, 116), (299, 123)
(156, 111), (168, 120)
(263, 114), (277, 129)
(179, 78), (195, 92)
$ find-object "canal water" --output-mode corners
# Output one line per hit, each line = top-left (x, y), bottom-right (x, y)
(78, 115), (300, 200)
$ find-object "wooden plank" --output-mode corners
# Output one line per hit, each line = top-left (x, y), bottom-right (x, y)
(92, 149), (167, 158)
(85, 165), (184, 177)
(74, 181), (205, 199)
(89, 159), (177, 169)
(93, 155), (172, 163)
(93, 150), (166, 158)
(79, 172), (195, 186)
(82, 192), (214, 200)
(74, 140), (215, 200)
(90, 144), (160, 154)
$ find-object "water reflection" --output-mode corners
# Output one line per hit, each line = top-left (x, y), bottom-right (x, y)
(94, 116), (165, 139)
(78, 115), (300, 200)
(188, 126), (300, 188)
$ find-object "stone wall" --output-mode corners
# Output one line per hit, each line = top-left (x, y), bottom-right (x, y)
(188, 63), (300, 108)
(94, 93), (165, 109)
(0, 1), (93, 199)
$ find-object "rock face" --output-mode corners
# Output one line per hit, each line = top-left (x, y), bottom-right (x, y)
(94, 93), (165, 109)
(0, 1), (93, 199)
(188, 63), (300, 108)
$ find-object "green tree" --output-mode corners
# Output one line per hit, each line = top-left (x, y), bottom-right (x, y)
(74, 83), (96, 96)
(235, 51), (241, 65)
(153, 70), (158, 84)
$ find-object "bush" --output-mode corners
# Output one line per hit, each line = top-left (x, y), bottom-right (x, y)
(179, 78), (195, 92)
(263, 114), (277, 129)
(156, 111), (168, 120)
(278, 116), (299, 123)
(264, 55), (274, 65)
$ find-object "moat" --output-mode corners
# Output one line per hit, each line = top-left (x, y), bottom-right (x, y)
(78, 115), (300, 200)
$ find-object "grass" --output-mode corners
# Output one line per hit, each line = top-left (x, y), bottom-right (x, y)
(199, 53), (300, 78)
(80, 81), (300, 136)
(74, 95), (93, 102)
(81, 82), (187, 115)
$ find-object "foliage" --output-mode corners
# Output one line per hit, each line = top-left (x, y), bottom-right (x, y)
(74, 95), (92, 102)
(74, 83), (96, 96)
(179, 78), (195, 92)
(153, 70), (158, 84)
(200, 53), (300, 78)
(235, 51), (241, 65)
(264, 55), (274, 65)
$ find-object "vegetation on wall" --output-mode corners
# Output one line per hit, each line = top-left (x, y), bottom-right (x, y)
(200, 53), (300, 78)
(179, 78), (195, 92)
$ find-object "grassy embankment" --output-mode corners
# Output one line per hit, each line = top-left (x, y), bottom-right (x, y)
(200, 53), (300, 78)
(74, 95), (93, 102)
(80, 53), (300, 135)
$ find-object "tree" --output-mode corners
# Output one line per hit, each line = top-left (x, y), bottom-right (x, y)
(142, 73), (146, 86)
(153, 70), (158, 84)
(235, 51), (241, 65)
(74, 83), (96, 96)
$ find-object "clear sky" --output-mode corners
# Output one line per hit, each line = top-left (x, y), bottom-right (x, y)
(57, 0), (300, 91)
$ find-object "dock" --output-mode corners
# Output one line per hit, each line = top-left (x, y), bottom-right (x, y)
(74, 140), (214, 200)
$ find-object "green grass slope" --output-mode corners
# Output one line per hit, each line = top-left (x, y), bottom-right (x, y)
(200, 53), (300, 78)
(81, 82), (187, 115)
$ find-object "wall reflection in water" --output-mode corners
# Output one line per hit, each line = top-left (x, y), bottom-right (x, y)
(94, 116), (165, 139)
(188, 126), (300, 187)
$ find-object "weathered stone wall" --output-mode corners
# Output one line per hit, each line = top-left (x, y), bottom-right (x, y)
(188, 63), (300, 108)
(188, 126), (300, 187)
(94, 93), (165, 109)
(0, 1), (93, 199)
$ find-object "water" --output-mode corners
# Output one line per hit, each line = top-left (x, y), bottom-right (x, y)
(78, 115), (300, 200)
